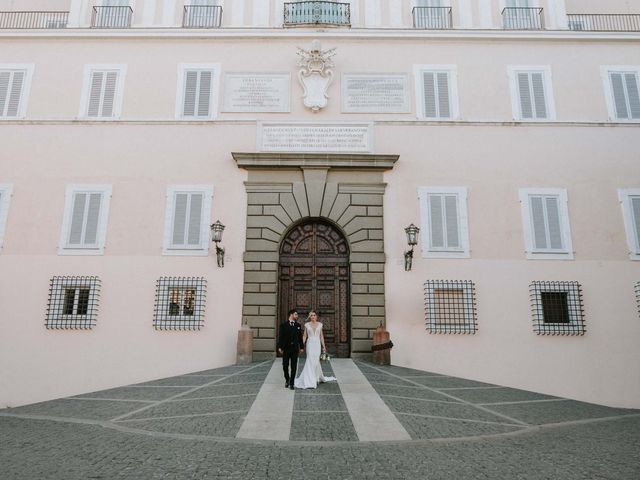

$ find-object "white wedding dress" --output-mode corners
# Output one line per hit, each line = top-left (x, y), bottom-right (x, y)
(294, 322), (337, 389)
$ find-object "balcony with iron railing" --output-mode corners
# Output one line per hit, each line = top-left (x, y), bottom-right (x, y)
(183, 5), (223, 28)
(567, 14), (640, 32)
(412, 7), (452, 30)
(284, 1), (350, 27)
(91, 6), (133, 29)
(502, 7), (544, 30)
(0, 11), (69, 29)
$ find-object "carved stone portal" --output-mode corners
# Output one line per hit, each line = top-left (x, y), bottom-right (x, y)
(297, 40), (336, 112)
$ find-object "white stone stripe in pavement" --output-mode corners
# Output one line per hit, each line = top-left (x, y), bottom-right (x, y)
(331, 359), (411, 441)
(236, 360), (293, 441)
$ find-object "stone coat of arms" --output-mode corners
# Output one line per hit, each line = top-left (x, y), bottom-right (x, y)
(297, 40), (337, 112)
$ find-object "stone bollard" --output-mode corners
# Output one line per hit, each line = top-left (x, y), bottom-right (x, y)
(371, 324), (393, 365)
(236, 321), (253, 365)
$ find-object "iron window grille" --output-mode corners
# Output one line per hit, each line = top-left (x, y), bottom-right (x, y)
(424, 280), (477, 334)
(45, 276), (101, 329)
(636, 282), (640, 317)
(530, 281), (585, 335)
(154, 277), (206, 330)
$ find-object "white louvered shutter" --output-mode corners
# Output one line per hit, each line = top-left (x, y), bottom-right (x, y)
(530, 195), (563, 251)
(610, 72), (640, 120)
(429, 193), (460, 249)
(171, 193), (204, 247)
(517, 72), (547, 119)
(0, 70), (26, 118)
(68, 192), (103, 246)
(87, 70), (119, 118)
(632, 196), (640, 249)
(423, 71), (451, 119)
(183, 70), (213, 118)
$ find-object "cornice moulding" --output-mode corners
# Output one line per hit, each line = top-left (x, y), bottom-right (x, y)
(232, 152), (399, 170)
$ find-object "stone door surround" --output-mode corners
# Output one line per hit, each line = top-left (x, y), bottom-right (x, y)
(233, 153), (398, 360)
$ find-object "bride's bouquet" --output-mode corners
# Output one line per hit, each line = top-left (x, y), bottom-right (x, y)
(320, 352), (330, 362)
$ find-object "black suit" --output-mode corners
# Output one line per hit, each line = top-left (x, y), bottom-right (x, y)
(277, 320), (304, 385)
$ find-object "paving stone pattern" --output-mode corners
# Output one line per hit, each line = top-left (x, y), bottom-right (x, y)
(1, 360), (639, 479)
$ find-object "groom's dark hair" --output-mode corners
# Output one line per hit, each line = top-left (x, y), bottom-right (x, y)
(287, 308), (297, 316)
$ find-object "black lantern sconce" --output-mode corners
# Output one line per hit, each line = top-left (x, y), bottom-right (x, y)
(210, 220), (226, 267)
(404, 224), (420, 271)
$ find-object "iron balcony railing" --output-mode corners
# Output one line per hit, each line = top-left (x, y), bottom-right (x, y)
(412, 6), (452, 29)
(284, 1), (350, 27)
(0, 11), (69, 29)
(567, 14), (640, 32)
(91, 6), (133, 28)
(183, 5), (223, 28)
(502, 7), (544, 30)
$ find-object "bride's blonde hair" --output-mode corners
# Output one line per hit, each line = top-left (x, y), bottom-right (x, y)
(307, 310), (319, 321)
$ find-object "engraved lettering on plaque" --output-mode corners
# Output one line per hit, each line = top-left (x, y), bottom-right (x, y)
(223, 73), (290, 112)
(342, 74), (410, 113)
(258, 123), (372, 153)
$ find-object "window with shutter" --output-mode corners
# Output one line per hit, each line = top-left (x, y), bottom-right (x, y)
(0, 184), (13, 251)
(609, 71), (640, 120)
(415, 65), (458, 120)
(509, 67), (554, 120)
(0, 65), (33, 119)
(163, 185), (214, 255)
(519, 188), (573, 259)
(59, 185), (112, 255)
(80, 65), (126, 119)
(618, 188), (640, 260)
(418, 187), (470, 258)
(177, 64), (220, 120)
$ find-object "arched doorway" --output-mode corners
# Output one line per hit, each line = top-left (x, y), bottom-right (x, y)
(278, 220), (350, 358)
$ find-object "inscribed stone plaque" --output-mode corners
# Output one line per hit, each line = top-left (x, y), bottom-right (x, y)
(223, 73), (290, 112)
(342, 74), (410, 113)
(258, 123), (372, 153)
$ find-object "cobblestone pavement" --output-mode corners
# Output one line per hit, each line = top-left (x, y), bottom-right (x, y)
(1, 360), (639, 479)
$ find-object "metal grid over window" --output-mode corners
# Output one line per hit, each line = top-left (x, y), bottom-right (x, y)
(424, 280), (477, 334)
(154, 277), (206, 330)
(636, 282), (640, 317)
(530, 281), (585, 336)
(45, 276), (100, 329)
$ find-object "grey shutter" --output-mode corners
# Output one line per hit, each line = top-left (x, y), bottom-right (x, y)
(531, 72), (547, 119)
(6, 71), (25, 117)
(610, 73), (629, 119)
(545, 196), (563, 249)
(187, 193), (203, 245)
(444, 194), (459, 248)
(632, 197), (640, 248)
(183, 71), (198, 117)
(197, 71), (212, 117)
(83, 193), (102, 245)
(0, 71), (9, 116)
(69, 193), (87, 245)
(87, 72), (104, 117)
(101, 71), (118, 117)
(429, 194), (444, 248)
(625, 73), (640, 119)
(530, 196), (548, 249)
(518, 73), (533, 119)
(437, 72), (451, 118)
(172, 193), (188, 245)
(423, 72), (437, 118)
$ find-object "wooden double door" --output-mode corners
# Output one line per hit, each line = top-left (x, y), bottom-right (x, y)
(278, 221), (350, 358)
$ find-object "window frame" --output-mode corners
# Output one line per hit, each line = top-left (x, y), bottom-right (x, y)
(414, 64), (459, 120)
(58, 184), (112, 256)
(175, 63), (221, 120)
(519, 188), (574, 260)
(163, 185), (214, 256)
(0, 184), (13, 250)
(507, 65), (556, 121)
(601, 65), (640, 123)
(154, 277), (207, 331)
(45, 276), (101, 330)
(78, 64), (127, 119)
(417, 186), (470, 258)
(0, 63), (35, 120)
(618, 188), (640, 260)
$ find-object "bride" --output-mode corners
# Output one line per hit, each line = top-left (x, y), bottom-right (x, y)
(294, 311), (337, 389)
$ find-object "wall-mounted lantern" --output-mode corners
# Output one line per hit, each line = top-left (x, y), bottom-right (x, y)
(210, 220), (225, 268)
(404, 223), (420, 271)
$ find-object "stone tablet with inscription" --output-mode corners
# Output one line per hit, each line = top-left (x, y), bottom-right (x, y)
(223, 73), (290, 112)
(259, 123), (372, 153)
(342, 74), (410, 113)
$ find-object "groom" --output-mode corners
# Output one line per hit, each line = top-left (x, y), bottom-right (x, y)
(277, 309), (304, 390)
